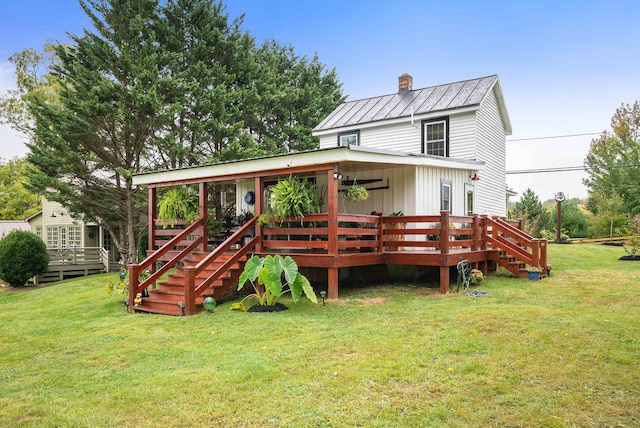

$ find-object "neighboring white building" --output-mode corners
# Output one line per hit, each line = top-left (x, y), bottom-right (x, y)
(312, 74), (512, 216)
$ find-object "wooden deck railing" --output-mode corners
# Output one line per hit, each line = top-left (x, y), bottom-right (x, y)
(129, 218), (205, 306)
(485, 216), (547, 270)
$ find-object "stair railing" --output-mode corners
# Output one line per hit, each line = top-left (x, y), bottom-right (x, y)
(129, 218), (205, 306)
(484, 216), (547, 269)
(183, 217), (258, 314)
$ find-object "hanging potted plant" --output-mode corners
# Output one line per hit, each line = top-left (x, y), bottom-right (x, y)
(343, 184), (369, 202)
(157, 187), (199, 227)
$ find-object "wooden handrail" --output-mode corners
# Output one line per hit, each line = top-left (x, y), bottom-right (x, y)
(191, 217), (258, 297)
(129, 218), (204, 305)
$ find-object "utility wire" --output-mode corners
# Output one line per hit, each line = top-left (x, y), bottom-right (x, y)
(507, 163), (640, 175)
(506, 131), (609, 142)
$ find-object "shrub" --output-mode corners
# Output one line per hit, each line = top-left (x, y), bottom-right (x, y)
(0, 231), (50, 287)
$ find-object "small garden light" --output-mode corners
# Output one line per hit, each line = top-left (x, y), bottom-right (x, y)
(320, 290), (326, 306)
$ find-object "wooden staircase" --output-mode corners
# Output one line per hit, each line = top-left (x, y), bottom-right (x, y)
(129, 216), (258, 316)
(132, 251), (247, 316)
(485, 216), (547, 279)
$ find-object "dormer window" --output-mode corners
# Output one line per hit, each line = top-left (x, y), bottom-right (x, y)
(422, 117), (449, 157)
(338, 130), (360, 146)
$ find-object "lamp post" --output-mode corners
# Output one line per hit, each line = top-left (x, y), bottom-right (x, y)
(554, 192), (566, 244)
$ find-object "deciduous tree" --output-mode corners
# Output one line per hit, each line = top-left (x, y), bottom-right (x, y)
(0, 158), (41, 220)
(584, 101), (640, 216)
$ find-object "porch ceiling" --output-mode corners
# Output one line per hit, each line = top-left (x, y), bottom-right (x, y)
(132, 145), (484, 188)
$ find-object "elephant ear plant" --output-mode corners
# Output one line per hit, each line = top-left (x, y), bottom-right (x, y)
(234, 254), (318, 311)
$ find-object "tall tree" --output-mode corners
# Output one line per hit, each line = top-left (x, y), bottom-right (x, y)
(27, 0), (163, 264)
(0, 43), (61, 136)
(248, 40), (344, 154)
(584, 101), (640, 216)
(0, 158), (41, 220)
(511, 188), (552, 237)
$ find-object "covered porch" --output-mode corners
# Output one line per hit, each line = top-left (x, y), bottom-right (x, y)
(129, 148), (547, 314)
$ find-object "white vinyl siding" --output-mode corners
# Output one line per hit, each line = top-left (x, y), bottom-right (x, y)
(319, 122), (422, 153)
(414, 167), (470, 216)
(475, 88), (507, 216)
(337, 167), (415, 216)
(449, 112), (476, 160)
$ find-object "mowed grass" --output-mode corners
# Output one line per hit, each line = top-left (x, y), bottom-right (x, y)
(1, 244), (639, 427)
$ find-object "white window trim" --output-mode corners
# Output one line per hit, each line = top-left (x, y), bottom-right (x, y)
(337, 130), (360, 147)
(441, 179), (452, 213)
(422, 117), (449, 157)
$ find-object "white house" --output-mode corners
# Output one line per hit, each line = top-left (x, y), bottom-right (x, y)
(312, 73), (512, 217)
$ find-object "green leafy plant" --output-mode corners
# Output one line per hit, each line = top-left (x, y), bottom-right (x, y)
(0, 230), (49, 287)
(269, 176), (321, 221)
(157, 187), (199, 227)
(343, 185), (369, 202)
(235, 254), (318, 310)
(526, 265), (542, 273)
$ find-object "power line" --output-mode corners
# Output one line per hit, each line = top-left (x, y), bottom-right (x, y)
(506, 163), (640, 175)
(506, 131), (608, 142)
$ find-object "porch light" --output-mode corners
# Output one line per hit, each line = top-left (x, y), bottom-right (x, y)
(333, 171), (343, 180)
(470, 173), (480, 181)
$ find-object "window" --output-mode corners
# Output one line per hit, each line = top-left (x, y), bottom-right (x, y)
(441, 179), (452, 212)
(465, 184), (474, 216)
(422, 117), (449, 157)
(46, 226), (59, 248)
(36, 226), (43, 239)
(338, 130), (360, 146)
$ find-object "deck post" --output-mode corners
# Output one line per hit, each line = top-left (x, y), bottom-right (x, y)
(148, 187), (157, 255)
(199, 182), (208, 252)
(254, 177), (263, 253)
(531, 239), (540, 268)
(377, 212), (385, 253)
(440, 211), (450, 255)
(539, 239), (548, 276)
(128, 263), (141, 307)
(471, 214), (479, 251)
(327, 166), (339, 299)
(184, 266), (196, 315)
(439, 266), (449, 294)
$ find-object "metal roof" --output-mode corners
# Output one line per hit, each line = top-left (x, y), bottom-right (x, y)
(313, 75), (501, 132)
(0, 221), (30, 238)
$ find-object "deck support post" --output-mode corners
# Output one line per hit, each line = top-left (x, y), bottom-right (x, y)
(128, 263), (141, 307)
(328, 268), (339, 300)
(254, 177), (263, 253)
(148, 187), (157, 284)
(184, 267), (196, 315)
(199, 182), (208, 252)
(327, 166), (339, 299)
(439, 265), (449, 294)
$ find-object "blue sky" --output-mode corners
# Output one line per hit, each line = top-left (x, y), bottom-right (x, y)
(2, 0), (640, 200)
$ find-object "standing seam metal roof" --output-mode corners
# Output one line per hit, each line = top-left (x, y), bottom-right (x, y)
(313, 75), (498, 132)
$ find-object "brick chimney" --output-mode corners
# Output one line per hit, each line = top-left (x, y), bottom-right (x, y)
(398, 73), (413, 93)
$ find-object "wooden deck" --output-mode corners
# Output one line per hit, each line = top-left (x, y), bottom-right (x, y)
(129, 212), (547, 315)
(32, 247), (112, 284)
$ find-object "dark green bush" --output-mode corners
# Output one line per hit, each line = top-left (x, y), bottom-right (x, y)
(0, 230), (50, 287)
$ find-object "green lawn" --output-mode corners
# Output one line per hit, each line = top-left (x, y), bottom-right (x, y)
(1, 244), (639, 427)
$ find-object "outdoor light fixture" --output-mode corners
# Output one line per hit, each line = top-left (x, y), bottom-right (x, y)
(333, 171), (343, 180)
(50, 211), (65, 218)
(470, 173), (480, 181)
(320, 290), (326, 306)
(178, 301), (186, 316)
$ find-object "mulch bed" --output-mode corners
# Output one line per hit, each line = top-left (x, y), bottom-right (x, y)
(247, 303), (288, 312)
(619, 255), (640, 261)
